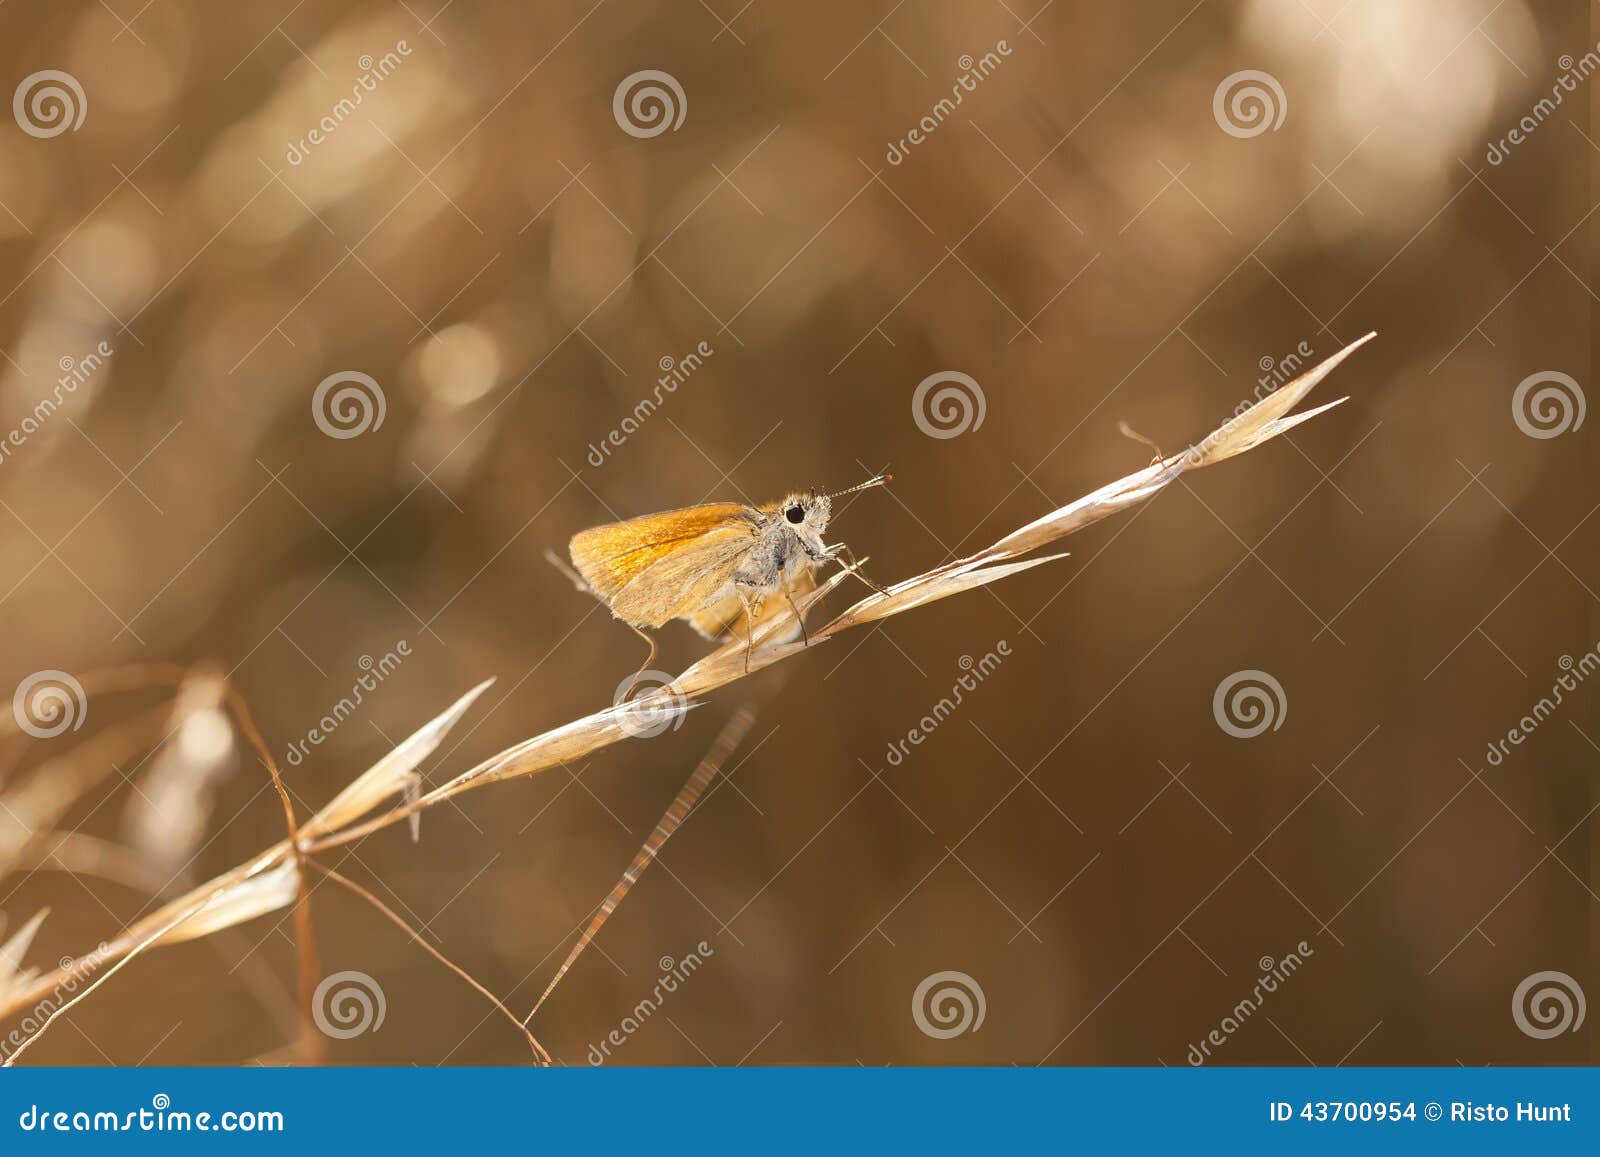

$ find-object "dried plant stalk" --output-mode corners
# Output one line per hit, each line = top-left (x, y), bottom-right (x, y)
(0, 333), (1375, 1038)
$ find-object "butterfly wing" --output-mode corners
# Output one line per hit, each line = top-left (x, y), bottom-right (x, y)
(570, 504), (760, 628)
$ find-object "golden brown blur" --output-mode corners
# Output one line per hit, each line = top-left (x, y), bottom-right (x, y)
(1, 0), (1596, 1066)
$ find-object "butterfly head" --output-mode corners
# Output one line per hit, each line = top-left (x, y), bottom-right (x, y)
(777, 491), (832, 536)
(772, 472), (891, 546)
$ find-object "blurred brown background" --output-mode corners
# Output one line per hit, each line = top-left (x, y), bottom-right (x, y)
(0, 0), (1596, 1065)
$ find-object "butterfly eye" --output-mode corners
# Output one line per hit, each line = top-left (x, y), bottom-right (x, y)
(785, 505), (805, 524)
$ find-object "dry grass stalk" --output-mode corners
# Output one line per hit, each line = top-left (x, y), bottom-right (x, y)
(220, 681), (324, 1064)
(526, 703), (759, 1024)
(0, 333), (1375, 1057)
(304, 860), (551, 1064)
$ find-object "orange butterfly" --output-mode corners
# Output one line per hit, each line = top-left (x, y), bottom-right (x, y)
(569, 474), (890, 674)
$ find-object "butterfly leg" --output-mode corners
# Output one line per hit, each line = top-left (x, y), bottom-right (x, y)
(735, 581), (762, 673)
(621, 622), (658, 700)
(821, 542), (889, 596)
(782, 587), (810, 648)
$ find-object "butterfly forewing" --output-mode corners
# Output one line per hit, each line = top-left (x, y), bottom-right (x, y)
(570, 503), (761, 628)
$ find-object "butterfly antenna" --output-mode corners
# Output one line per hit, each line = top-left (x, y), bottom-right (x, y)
(524, 704), (758, 1027)
(825, 470), (892, 500)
